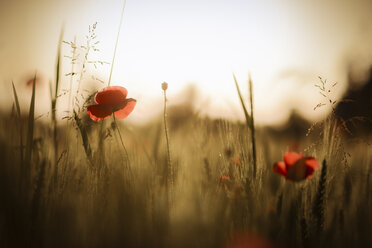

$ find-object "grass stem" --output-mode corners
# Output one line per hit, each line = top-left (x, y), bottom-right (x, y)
(233, 73), (252, 129)
(162, 82), (172, 191)
(73, 110), (93, 165)
(25, 73), (37, 187)
(248, 74), (257, 177)
(51, 27), (64, 185)
(113, 115), (130, 165)
(12, 82), (24, 166)
(108, 0), (127, 86)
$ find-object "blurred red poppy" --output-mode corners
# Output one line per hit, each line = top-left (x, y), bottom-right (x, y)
(227, 233), (276, 248)
(87, 86), (136, 122)
(26, 75), (45, 88)
(219, 174), (231, 190)
(220, 175), (231, 182)
(233, 155), (242, 166)
(273, 152), (319, 181)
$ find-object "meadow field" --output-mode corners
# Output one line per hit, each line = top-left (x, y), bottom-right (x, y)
(1, 24), (372, 248)
(1, 72), (371, 248)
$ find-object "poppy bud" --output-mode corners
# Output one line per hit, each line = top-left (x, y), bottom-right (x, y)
(162, 82), (168, 91)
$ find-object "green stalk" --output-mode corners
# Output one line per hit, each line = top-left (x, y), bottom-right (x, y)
(51, 27), (64, 184)
(100, 0), (127, 167)
(25, 74), (36, 186)
(112, 115), (130, 165)
(248, 74), (257, 177)
(313, 159), (327, 234)
(162, 82), (172, 190)
(233, 73), (252, 129)
(233, 73), (256, 176)
(12, 82), (23, 165)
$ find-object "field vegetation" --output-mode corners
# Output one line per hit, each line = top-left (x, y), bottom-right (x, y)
(0, 23), (371, 248)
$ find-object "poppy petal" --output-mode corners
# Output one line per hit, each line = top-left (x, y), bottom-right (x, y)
(114, 98), (136, 119)
(87, 104), (113, 122)
(273, 161), (287, 176)
(305, 168), (315, 179)
(286, 158), (307, 181)
(283, 152), (303, 166)
(94, 86), (128, 105)
(305, 157), (319, 178)
(304, 157), (319, 170)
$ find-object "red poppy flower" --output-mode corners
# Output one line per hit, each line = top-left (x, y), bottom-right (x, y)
(273, 152), (319, 181)
(26, 75), (45, 88)
(87, 86), (136, 122)
(227, 233), (276, 248)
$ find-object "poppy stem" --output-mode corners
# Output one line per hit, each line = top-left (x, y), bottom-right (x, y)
(108, 0), (127, 86)
(112, 115), (130, 164)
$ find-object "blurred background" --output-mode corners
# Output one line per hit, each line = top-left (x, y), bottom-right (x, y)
(0, 0), (372, 127)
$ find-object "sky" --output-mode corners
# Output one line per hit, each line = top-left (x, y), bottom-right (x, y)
(0, 0), (372, 125)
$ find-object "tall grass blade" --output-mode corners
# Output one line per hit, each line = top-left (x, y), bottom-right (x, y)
(31, 159), (46, 224)
(108, 0), (127, 86)
(55, 26), (64, 99)
(313, 159), (327, 234)
(51, 27), (64, 186)
(25, 74), (37, 185)
(12, 81), (24, 165)
(248, 74), (257, 177)
(232, 73), (252, 129)
(12, 82), (21, 119)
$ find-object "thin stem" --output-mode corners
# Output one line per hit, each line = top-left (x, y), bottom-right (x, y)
(163, 88), (172, 187)
(68, 36), (77, 112)
(108, 0), (127, 86)
(52, 28), (63, 186)
(233, 73), (251, 129)
(112, 115), (130, 164)
(76, 41), (89, 98)
(248, 74), (257, 177)
(122, 125), (154, 166)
